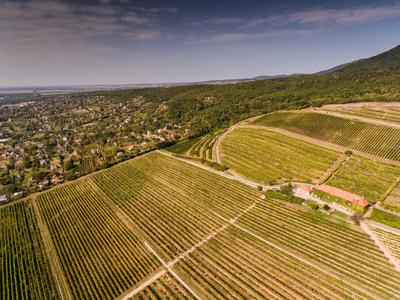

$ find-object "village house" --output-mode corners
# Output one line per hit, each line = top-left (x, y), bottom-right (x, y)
(314, 184), (369, 213)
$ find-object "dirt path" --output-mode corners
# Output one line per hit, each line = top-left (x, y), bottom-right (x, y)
(119, 270), (167, 300)
(145, 241), (203, 300)
(31, 198), (73, 300)
(214, 125), (235, 164)
(360, 221), (400, 272)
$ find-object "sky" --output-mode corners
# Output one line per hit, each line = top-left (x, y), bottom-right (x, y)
(1, 0), (400, 87)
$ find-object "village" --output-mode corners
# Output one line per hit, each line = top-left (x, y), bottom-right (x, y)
(0, 93), (191, 202)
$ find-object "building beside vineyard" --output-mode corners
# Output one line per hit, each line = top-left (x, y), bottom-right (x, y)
(314, 184), (369, 213)
(0, 194), (8, 204)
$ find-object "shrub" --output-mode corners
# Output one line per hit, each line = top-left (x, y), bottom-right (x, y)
(306, 201), (319, 210)
(345, 150), (353, 156)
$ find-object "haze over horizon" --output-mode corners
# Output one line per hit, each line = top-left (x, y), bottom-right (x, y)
(2, 0), (400, 87)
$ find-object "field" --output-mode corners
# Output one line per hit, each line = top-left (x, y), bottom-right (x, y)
(4, 150), (400, 299)
(323, 103), (400, 124)
(372, 228), (400, 261)
(383, 184), (400, 211)
(92, 152), (257, 260)
(0, 201), (58, 300)
(235, 197), (400, 299)
(220, 126), (340, 184)
(325, 155), (400, 203)
(370, 209), (400, 230)
(131, 273), (194, 299)
(36, 180), (160, 300)
(254, 111), (400, 161)
(174, 227), (370, 299)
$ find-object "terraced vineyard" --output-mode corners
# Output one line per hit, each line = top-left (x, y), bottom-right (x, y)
(326, 155), (400, 203)
(220, 126), (340, 184)
(189, 130), (225, 160)
(131, 273), (194, 299)
(323, 104), (400, 124)
(236, 197), (400, 299)
(36, 180), (160, 300)
(0, 201), (58, 300)
(371, 228), (400, 261)
(92, 152), (257, 260)
(77, 156), (96, 174)
(254, 111), (400, 161)
(174, 227), (370, 299)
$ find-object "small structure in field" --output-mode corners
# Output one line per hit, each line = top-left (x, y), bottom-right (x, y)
(314, 184), (369, 213)
(296, 184), (313, 195)
(0, 194), (8, 204)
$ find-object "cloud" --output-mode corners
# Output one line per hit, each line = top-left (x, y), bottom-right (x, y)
(186, 28), (321, 44)
(243, 4), (400, 28)
(0, 0), (177, 51)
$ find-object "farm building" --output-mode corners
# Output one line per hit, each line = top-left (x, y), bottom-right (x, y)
(314, 184), (369, 213)
(296, 184), (313, 195)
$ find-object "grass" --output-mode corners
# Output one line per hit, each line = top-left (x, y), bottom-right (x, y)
(326, 155), (400, 203)
(370, 208), (400, 230)
(254, 111), (400, 161)
(220, 127), (340, 184)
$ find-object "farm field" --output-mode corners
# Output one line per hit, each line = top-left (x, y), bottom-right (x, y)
(92, 152), (257, 260)
(173, 226), (370, 299)
(371, 228), (400, 261)
(131, 273), (194, 299)
(220, 126), (340, 184)
(322, 103), (400, 124)
(36, 179), (161, 300)
(384, 184), (400, 211)
(253, 111), (400, 161)
(236, 197), (400, 299)
(326, 155), (400, 203)
(0, 201), (58, 300)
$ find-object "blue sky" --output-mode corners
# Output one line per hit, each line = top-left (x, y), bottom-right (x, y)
(1, 0), (400, 86)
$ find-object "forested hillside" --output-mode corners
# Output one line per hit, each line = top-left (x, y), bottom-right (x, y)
(94, 45), (400, 135)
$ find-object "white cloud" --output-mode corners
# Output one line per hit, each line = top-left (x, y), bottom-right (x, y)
(244, 4), (400, 28)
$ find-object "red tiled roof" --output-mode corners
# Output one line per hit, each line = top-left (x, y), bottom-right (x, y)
(315, 184), (369, 207)
(297, 184), (313, 193)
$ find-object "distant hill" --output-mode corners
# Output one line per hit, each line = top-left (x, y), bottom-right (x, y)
(323, 45), (400, 74)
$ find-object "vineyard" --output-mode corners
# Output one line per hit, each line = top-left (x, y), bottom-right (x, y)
(173, 227), (370, 299)
(92, 152), (257, 260)
(325, 155), (400, 203)
(0, 201), (58, 300)
(3, 148), (400, 299)
(323, 104), (400, 125)
(236, 197), (400, 299)
(371, 227), (400, 261)
(36, 179), (161, 300)
(220, 126), (340, 184)
(384, 184), (400, 211)
(254, 111), (400, 161)
(188, 130), (225, 160)
(131, 273), (194, 299)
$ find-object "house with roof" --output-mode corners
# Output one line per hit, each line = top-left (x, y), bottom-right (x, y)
(296, 184), (313, 195)
(313, 184), (369, 213)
